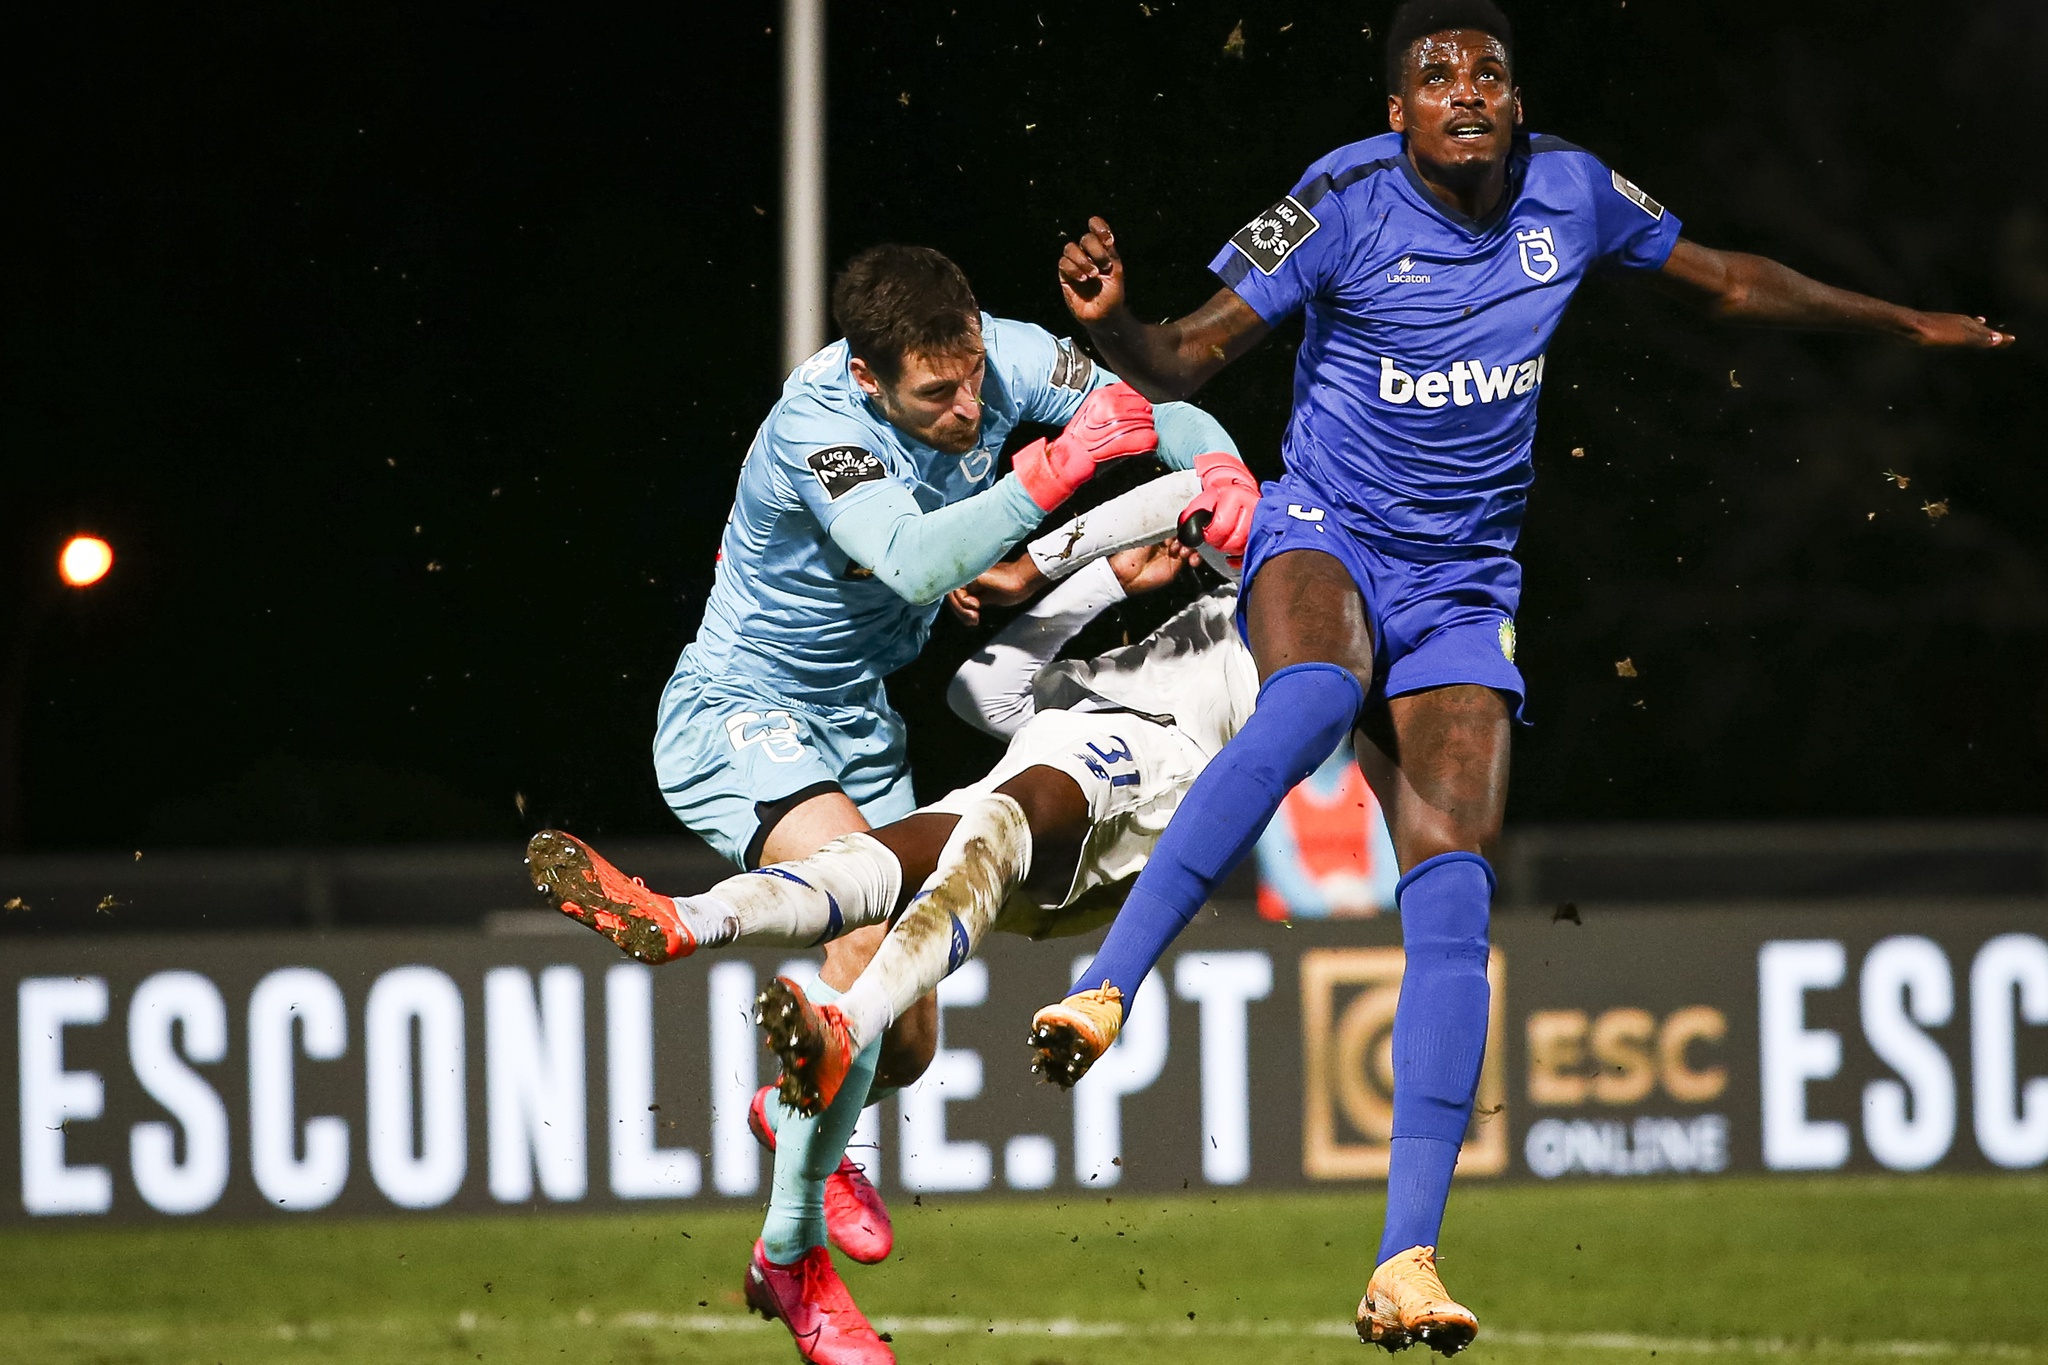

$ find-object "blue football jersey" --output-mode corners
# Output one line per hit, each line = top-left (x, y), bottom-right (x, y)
(684, 313), (1113, 696)
(1209, 131), (1682, 554)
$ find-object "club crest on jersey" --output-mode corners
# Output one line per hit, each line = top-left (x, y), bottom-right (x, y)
(1610, 169), (1665, 219)
(1516, 226), (1561, 283)
(1230, 196), (1320, 275)
(957, 444), (995, 481)
(1386, 254), (1432, 284)
(806, 445), (886, 500)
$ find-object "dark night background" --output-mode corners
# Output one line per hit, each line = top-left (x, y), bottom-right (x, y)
(7, 1), (2045, 856)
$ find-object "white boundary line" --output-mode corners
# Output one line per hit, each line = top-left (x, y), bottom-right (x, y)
(612, 1312), (2041, 1358)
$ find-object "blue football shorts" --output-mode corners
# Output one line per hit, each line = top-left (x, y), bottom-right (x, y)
(652, 661), (918, 868)
(1234, 476), (1528, 722)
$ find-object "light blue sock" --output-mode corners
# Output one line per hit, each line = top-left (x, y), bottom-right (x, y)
(758, 1086), (894, 1140)
(759, 979), (881, 1264)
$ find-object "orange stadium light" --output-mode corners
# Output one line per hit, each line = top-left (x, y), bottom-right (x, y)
(58, 535), (114, 588)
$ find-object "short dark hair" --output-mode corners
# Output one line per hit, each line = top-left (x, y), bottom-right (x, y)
(830, 244), (980, 382)
(1384, 0), (1514, 93)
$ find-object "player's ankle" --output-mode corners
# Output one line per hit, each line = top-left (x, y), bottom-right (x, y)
(674, 894), (739, 948)
(834, 987), (893, 1054)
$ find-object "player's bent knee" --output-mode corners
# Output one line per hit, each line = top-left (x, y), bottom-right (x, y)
(1261, 661), (1365, 740)
(874, 993), (938, 1088)
(1177, 663), (1364, 882)
(993, 766), (1092, 843)
(1394, 851), (1494, 947)
(1395, 812), (1504, 871)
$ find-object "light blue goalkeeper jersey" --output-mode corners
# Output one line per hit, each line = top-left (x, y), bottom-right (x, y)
(683, 314), (1118, 698)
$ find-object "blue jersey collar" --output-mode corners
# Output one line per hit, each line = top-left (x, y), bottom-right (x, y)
(1393, 131), (1533, 238)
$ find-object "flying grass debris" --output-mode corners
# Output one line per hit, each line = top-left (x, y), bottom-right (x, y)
(1614, 657), (1638, 678)
(1922, 500), (1950, 521)
(1222, 21), (1245, 57)
(1884, 470), (1911, 489)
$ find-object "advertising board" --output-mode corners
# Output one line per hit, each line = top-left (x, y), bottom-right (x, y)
(6, 904), (2043, 1224)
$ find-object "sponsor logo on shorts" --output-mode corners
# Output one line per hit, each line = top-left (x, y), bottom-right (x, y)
(1516, 225), (1561, 283)
(805, 445), (887, 500)
(1610, 169), (1665, 219)
(1230, 196), (1320, 275)
(1378, 353), (1544, 409)
(724, 710), (807, 764)
(1498, 618), (1517, 663)
(1301, 947), (1509, 1179)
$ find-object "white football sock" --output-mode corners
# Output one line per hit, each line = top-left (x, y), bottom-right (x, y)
(678, 832), (902, 948)
(836, 795), (1032, 1050)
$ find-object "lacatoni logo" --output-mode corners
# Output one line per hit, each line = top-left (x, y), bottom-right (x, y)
(1379, 354), (1545, 409)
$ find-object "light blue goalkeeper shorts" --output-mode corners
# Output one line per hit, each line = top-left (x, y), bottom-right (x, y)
(652, 659), (918, 869)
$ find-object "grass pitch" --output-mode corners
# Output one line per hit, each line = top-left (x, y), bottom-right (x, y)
(3, 1174), (2043, 1364)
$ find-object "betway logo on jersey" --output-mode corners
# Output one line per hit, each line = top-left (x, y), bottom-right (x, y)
(1378, 353), (1546, 409)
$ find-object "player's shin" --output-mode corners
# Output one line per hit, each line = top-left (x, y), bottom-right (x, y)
(1379, 851), (1493, 1264)
(689, 833), (903, 949)
(836, 795), (1032, 1049)
(1081, 662), (1362, 1007)
(761, 977), (884, 1267)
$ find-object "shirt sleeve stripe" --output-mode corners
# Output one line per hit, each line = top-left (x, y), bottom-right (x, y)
(1295, 156), (1401, 209)
(1214, 251), (1253, 289)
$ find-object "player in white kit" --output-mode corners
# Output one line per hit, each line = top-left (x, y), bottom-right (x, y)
(526, 471), (1257, 1115)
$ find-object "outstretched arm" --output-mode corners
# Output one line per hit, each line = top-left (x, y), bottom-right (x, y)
(1058, 216), (1271, 401)
(828, 476), (1048, 606)
(946, 541), (1193, 739)
(1649, 239), (2015, 348)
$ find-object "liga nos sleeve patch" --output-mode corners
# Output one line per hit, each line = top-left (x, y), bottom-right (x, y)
(1610, 169), (1665, 219)
(1229, 195), (1320, 275)
(1049, 336), (1095, 392)
(805, 445), (887, 499)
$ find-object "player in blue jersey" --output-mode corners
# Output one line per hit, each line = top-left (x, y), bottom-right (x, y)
(1029, 0), (2015, 1354)
(531, 244), (1249, 1365)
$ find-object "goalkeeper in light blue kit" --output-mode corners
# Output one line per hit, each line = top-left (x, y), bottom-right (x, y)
(527, 243), (1251, 1365)
(1035, 0), (2013, 1354)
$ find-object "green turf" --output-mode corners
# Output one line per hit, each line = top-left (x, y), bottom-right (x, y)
(3, 1175), (2043, 1364)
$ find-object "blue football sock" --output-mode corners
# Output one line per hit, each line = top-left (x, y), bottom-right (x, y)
(1081, 662), (1363, 1008)
(759, 979), (881, 1264)
(1378, 851), (1494, 1263)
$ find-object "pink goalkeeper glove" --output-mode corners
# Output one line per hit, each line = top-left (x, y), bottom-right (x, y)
(1013, 382), (1157, 511)
(1177, 449), (1259, 564)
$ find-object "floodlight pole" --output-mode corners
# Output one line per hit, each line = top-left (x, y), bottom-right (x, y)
(0, 585), (54, 851)
(782, 0), (827, 372)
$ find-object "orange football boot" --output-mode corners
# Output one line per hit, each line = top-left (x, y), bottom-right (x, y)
(1026, 980), (1124, 1088)
(524, 830), (691, 964)
(757, 976), (857, 1115)
(1357, 1245), (1479, 1356)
